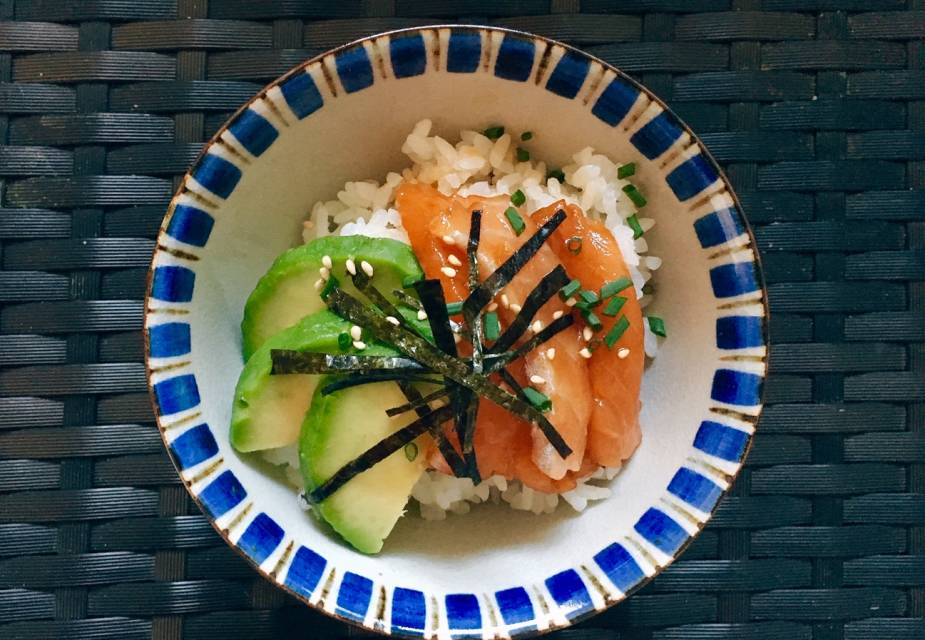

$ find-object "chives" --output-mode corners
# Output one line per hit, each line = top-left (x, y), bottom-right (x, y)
(403, 442), (418, 462)
(510, 189), (526, 207)
(648, 316), (667, 337)
(484, 125), (504, 140)
(560, 279), (581, 300)
(516, 147), (530, 162)
(602, 295), (627, 317)
(565, 236), (582, 255)
(337, 332), (351, 351)
(578, 289), (600, 306)
(600, 276), (632, 299)
(320, 274), (340, 300)
(446, 301), (463, 315)
(523, 387), (552, 412)
(483, 311), (500, 341)
(642, 283), (655, 295)
(547, 168), (565, 182)
(521, 131), (533, 141)
(505, 206), (526, 235)
(623, 184), (647, 208)
(627, 214), (644, 239)
(617, 162), (636, 179)
(605, 316), (630, 348)
(582, 309), (603, 331)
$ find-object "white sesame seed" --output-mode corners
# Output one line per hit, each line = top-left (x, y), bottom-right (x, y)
(565, 297), (577, 307)
(352, 340), (366, 350)
(442, 234), (455, 245)
(321, 255), (332, 269)
(583, 326), (593, 341)
(350, 325), (362, 341)
(532, 320), (543, 333)
(617, 347), (631, 359)
(303, 220), (314, 229)
(447, 254), (463, 267)
(552, 310), (564, 320)
(487, 302), (498, 312)
(361, 260), (374, 277)
(579, 347), (593, 359)
(529, 374), (546, 385)
(510, 303), (522, 313)
(345, 259), (357, 275)
(546, 347), (556, 360)
(319, 266), (330, 280)
(501, 294), (510, 308)
(417, 309), (428, 321)
(385, 316), (400, 326)
(313, 279), (324, 291)
(441, 266), (458, 278)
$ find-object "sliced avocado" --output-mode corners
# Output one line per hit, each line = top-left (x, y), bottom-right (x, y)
(300, 378), (427, 554)
(241, 235), (423, 360)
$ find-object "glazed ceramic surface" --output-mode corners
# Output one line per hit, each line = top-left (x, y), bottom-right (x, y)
(145, 25), (768, 639)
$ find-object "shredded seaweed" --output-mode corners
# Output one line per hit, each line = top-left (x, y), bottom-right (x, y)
(387, 385), (452, 417)
(413, 279), (459, 357)
(270, 350), (424, 375)
(395, 381), (466, 478)
(458, 209), (484, 480)
(320, 373), (444, 395)
(489, 265), (569, 354)
(487, 313), (575, 372)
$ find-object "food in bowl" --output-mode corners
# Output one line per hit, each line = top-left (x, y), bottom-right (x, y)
(230, 120), (666, 554)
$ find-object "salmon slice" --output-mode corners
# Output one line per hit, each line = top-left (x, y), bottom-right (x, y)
(395, 182), (593, 481)
(532, 201), (644, 468)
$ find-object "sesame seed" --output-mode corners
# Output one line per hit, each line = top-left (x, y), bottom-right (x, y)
(510, 303), (522, 313)
(442, 234), (455, 245)
(532, 320), (543, 333)
(313, 279), (324, 291)
(417, 309), (428, 321)
(447, 254), (462, 267)
(350, 325), (362, 341)
(321, 255), (332, 269)
(565, 297), (577, 307)
(361, 260), (374, 277)
(319, 266), (330, 280)
(617, 347), (630, 359)
(303, 220), (314, 229)
(583, 327), (593, 341)
(501, 294), (510, 308)
(487, 302), (498, 312)
(579, 348), (593, 359)
(346, 259), (357, 275)
(385, 316), (400, 326)
(441, 266), (458, 278)
(546, 348), (556, 360)
(552, 310), (564, 320)
(529, 374), (546, 385)
(352, 340), (366, 350)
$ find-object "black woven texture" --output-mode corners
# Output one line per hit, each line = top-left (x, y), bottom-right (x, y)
(1, 1), (923, 638)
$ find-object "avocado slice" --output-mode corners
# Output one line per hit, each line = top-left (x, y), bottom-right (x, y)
(300, 378), (427, 554)
(240, 235), (424, 360)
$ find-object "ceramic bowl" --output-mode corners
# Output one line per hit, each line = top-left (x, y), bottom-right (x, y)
(145, 25), (768, 639)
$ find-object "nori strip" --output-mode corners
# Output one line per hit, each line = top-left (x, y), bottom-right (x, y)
(486, 313), (575, 372)
(489, 265), (569, 354)
(307, 404), (456, 503)
(464, 209), (484, 373)
(462, 209), (566, 317)
(393, 289), (423, 310)
(457, 392), (481, 483)
(497, 367), (528, 402)
(270, 350), (424, 375)
(386, 385), (452, 417)
(413, 279), (458, 358)
(320, 373), (444, 395)
(395, 380), (466, 478)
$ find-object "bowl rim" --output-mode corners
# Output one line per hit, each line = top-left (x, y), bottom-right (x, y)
(143, 22), (770, 639)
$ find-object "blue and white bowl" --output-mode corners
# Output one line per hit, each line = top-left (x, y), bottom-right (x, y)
(145, 25), (767, 638)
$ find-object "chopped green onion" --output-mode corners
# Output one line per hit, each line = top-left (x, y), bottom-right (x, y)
(483, 311), (500, 341)
(582, 309), (603, 331)
(602, 295), (627, 317)
(510, 189), (526, 207)
(623, 184), (647, 208)
(605, 316), (630, 348)
(642, 283), (655, 295)
(627, 214), (644, 239)
(648, 316), (667, 337)
(523, 387), (552, 412)
(600, 276), (633, 299)
(337, 332), (351, 351)
(516, 147), (530, 162)
(565, 236), (582, 255)
(320, 274), (340, 300)
(445, 301), (463, 315)
(404, 442), (419, 461)
(484, 125), (504, 140)
(617, 162), (636, 179)
(578, 289), (600, 306)
(402, 275), (421, 288)
(504, 206), (526, 236)
(521, 131), (533, 141)
(547, 168), (565, 182)
(560, 278), (581, 300)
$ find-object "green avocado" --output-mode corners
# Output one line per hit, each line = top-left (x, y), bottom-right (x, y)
(300, 378), (427, 554)
(240, 235), (423, 360)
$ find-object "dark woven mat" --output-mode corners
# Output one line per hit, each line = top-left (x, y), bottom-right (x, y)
(1, 1), (923, 638)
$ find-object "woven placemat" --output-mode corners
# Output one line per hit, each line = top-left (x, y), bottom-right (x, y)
(1, 1), (923, 638)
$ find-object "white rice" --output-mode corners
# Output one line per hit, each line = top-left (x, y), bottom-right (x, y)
(271, 120), (664, 519)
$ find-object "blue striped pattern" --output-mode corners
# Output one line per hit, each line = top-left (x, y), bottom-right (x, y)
(192, 153), (241, 199)
(166, 203), (214, 247)
(668, 468), (723, 513)
(228, 109), (278, 157)
(447, 31), (480, 73)
(237, 513), (284, 565)
(151, 266), (195, 303)
(694, 420), (750, 462)
(284, 546), (326, 598)
(336, 572), (373, 622)
(495, 587), (534, 626)
(198, 470), (246, 518)
(712, 368), (763, 406)
(335, 46), (373, 93)
(153, 374), (200, 415)
(710, 261), (759, 298)
(634, 508), (688, 556)
(666, 153), (719, 201)
(445, 594), (481, 631)
(390, 34), (427, 78)
(169, 423), (217, 470)
(148, 322), (191, 358)
(594, 543), (645, 593)
(391, 587), (426, 636)
(694, 207), (745, 248)
(545, 51), (590, 99)
(494, 36), (534, 82)
(630, 111), (684, 160)
(591, 77), (639, 127)
(716, 315), (764, 350)
(546, 570), (593, 619)
(280, 71), (323, 119)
